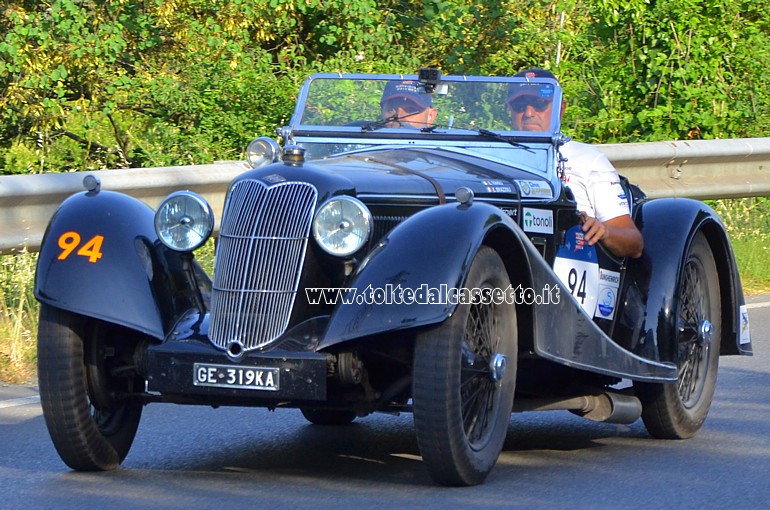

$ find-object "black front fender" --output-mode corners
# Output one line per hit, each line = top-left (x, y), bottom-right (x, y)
(320, 201), (513, 347)
(34, 189), (206, 340)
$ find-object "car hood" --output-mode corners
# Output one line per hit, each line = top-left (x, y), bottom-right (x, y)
(308, 147), (550, 200)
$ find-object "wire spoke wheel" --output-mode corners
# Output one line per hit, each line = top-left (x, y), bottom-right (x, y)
(635, 232), (720, 439)
(460, 298), (502, 446)
(413, 247), (517, 486)
(677, 260), (711, 407)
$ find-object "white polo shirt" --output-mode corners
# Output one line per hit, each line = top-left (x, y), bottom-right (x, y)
(559, 141), (631, 222)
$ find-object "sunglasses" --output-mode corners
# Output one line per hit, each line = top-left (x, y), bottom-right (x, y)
(509, 96), (552, 113)
(381, 98), (427, 116)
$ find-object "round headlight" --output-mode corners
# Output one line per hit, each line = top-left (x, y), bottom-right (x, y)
(246, 137), (282, 168)
(313, 197), (372, 257)
(155, 191), (214, 251)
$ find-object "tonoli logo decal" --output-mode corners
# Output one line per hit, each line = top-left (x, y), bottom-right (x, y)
(522, 208), (553, 234)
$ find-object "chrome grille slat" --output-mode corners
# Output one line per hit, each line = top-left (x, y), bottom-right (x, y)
(371, 215), (408, 245)
(209, 180), (317, 351)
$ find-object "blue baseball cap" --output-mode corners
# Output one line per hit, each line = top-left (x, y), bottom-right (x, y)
(507, 69), (557, 105)
(381, 80), (433, 109)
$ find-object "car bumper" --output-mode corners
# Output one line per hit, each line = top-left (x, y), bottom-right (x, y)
(145, 338), (330, 403)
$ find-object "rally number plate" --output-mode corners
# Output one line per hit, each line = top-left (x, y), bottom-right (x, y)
(193, 363), (279, 391)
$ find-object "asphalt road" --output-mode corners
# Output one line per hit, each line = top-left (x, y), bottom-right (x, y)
(1, 294), (769, 510)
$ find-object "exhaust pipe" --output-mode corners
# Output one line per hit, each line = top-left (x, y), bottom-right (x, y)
(574, 392), (643, 424)
(514, 392), (643, 424)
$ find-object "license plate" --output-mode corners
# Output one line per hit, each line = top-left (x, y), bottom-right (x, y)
(193, 363), (279, 391)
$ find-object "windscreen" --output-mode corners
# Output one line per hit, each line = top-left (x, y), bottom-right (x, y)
(296, 75), (562, 136)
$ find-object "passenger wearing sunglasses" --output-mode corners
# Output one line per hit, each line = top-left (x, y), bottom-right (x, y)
(509, 69), (643, 259)
(380, 80), (438, 129)
(507, 79), (560, 132)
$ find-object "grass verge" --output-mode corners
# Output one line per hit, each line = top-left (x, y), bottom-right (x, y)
(708, 197), (770, 293)
(0, 248), (38, 384)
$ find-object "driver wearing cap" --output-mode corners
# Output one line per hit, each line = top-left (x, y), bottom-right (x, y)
(507, 77), (558, 132)
(380, 80), (437, 128)
(509, 68), (643, 259)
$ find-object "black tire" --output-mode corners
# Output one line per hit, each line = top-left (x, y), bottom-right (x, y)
(635, 232), (721, 439)
(413, 247), (517, 486)
(37, 304), (143, 470)
(300, 407), (357, 426)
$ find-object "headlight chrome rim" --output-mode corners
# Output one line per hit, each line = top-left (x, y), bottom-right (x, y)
(313, 196), (372, 257)
(155, 191), (214, 252)
(246, 137), (282, 169)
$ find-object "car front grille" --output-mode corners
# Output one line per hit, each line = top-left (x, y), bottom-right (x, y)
(370, 215), (408, 248)
(209, 180), (317, 352)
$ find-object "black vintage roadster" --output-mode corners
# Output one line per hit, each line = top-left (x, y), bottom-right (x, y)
(35, 70), (752, 486)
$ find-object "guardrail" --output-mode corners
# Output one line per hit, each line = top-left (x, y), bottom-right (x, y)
(0, 161), (251, 255)
(600, 137), (770, 200)
(2, 138), (769, 255)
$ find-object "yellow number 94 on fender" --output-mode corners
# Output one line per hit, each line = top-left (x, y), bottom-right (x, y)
(57, 231), (105, 263)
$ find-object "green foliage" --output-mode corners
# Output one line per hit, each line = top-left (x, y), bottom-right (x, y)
(0, 0), (404, 172)
(556, 0), (770, 142)
(2, 0), (769, 172)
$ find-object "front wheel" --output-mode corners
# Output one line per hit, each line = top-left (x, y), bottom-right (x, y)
(37, 304), (144, 470)
(413, 247), (517, 486)
(635, 232), (721, 439)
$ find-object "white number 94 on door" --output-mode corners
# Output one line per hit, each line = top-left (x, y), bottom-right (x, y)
(552, 225), (619, 320)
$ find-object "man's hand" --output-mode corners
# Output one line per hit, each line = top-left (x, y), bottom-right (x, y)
(580, 212), (607, 246)
(580, 211), (644, 259)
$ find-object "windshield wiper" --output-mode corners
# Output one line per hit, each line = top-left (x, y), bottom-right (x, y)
(477, 128), (534, 152)
(359, 121), (533, 152)
(361, 114), (405, 132)
(361, 114), (439, 132)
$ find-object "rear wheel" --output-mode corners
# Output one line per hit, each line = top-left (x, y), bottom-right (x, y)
(635, 232), (721, 439)
(37, 304), (143, 470)
(413, 247), (517, 486)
